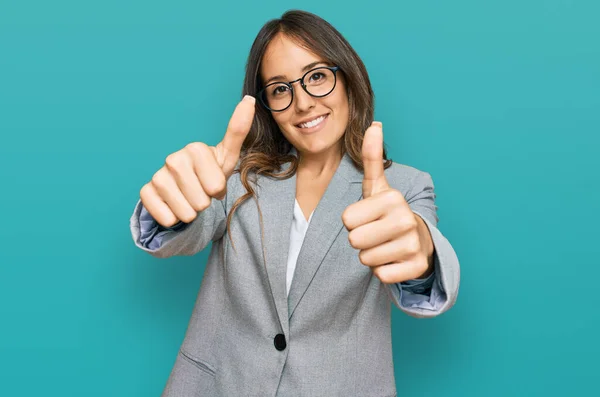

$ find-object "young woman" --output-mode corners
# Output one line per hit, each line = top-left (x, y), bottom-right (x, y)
(130, 9), (460, 397)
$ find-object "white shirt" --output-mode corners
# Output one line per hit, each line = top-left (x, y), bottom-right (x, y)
(286, 199), (314, 296)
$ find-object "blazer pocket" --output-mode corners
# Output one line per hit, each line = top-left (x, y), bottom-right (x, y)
(178, 349), (216, 377)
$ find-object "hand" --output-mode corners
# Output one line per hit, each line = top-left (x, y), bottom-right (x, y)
(140, 95), (256, 228)
(341, 122), (434, 284)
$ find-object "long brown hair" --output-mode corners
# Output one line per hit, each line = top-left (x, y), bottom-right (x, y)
(226, 9), (392, 243)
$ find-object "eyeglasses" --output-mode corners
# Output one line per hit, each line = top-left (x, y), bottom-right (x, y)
(257, 66), (341, 112)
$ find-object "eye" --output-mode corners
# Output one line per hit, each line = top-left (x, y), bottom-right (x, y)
(309, 72), (325, 82)
(270, 84), (289, 96)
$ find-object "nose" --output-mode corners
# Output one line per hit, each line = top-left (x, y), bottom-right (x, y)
(292, 81), (316, 113)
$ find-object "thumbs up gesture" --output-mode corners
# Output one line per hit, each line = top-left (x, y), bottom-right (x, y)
(341, 122), (434, 284)
(140, 95), (256, 228)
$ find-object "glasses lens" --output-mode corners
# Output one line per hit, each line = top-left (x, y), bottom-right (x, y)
(262, 83), (292, 111)
(304, 68), (336, 97)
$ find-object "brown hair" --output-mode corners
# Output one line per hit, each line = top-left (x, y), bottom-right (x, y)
(226, 9), (392, 245)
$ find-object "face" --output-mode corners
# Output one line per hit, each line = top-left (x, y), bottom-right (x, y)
(260, 33), (349, 158)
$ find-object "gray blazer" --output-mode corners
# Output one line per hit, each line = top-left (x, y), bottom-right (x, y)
(130, 153), (460, 397)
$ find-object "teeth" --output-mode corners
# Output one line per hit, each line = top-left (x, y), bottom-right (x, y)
(299, 115), (326, 128)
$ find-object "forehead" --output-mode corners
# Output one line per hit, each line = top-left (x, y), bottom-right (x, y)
(261, 33), (323, 80)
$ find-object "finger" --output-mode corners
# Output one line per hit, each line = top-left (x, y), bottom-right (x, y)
(362, 121), (389, 198)
(358, 235), (420, 268)
(372, 260), (428, 284)
(140, 183), (179, 228)
(342, 195), (386, 230)
(343, 188), (410, 231)
(150, 168), (198, 224)
(187, 143), (227, 200)
(348, 217), (411, 250)
(166, 149), (212, 211)
(220, 95), (256, 157)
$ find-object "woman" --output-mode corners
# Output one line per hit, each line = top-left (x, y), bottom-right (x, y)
(130, 9), (460, 397)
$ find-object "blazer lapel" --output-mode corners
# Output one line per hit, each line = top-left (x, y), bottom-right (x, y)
(255, 160), (296, 335)
(255, 150), (364, 329)
(287, 153), (363, 319)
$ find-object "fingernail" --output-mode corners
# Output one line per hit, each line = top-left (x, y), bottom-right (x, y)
(243, 95), (256, 104)
(372, 121), (382, 128)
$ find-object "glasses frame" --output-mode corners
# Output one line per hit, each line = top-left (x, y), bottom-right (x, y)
(257, 65), (341, 112)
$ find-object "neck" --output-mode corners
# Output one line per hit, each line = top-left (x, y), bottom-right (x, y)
(296, 142), (343, 178)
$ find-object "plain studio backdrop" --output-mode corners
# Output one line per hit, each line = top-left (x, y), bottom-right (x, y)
(0, 1), (598, 396)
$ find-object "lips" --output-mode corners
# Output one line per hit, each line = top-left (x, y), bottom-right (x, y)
(296, 114), (328, 129)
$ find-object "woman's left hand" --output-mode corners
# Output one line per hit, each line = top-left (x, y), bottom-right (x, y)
(341, 122), (435, 284)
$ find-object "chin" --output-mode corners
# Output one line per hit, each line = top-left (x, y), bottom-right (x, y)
(293, 134), (344, 156)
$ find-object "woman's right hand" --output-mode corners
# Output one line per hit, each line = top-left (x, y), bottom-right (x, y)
(140, 95), (256, 228)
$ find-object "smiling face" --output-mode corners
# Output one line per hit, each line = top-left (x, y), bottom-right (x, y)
(260, 33), (349, 158)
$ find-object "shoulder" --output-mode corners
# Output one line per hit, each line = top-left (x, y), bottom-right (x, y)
(383, 161), (433, 195)
(383, 161), (423, 181)
(222, 168), (245, 211)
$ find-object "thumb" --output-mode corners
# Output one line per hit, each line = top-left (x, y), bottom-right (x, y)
(217, 95), (256, 171)
(362, 121), (389, 198)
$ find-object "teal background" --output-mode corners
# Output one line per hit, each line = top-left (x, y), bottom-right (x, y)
(1, 0), (598, 395)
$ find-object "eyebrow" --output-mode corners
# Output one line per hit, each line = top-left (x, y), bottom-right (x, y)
(264, 61), (328, 85)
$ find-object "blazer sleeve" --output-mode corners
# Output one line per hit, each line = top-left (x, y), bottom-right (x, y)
(129, 168), (236, 260)
(384, 170), (461, 318)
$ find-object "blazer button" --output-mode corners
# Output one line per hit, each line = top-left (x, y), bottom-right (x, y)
(274, 333), (286, 351)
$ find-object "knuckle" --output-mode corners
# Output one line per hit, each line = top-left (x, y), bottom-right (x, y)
(179, 211), (197, 224)
(195, 196), (212, 212)
(397, 215), (417, 233)
(411, 235), (422, 253)
(416, 260), (428, 276)
(139, 183), (152, 200)
(151, 170), (166, 189)
(374, 267), (394, 284)
(203, 176), (227, 198)
(406, 215), (419, 229)
(341, 209), (353, 229)
(358, 250), (370, 266)
(185, 141), (207, 155)
(215, 177), (228, 194)
(390, 219), (405, 235)
(200, 195), (212, 210)
(383, 189), (401, 204)
(165, 153), (187, 172)
(347, 231), (359, 248)
(212, 187), (227, 201)
(158, 214), (178, 228)
(406, 235), (421, 255)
